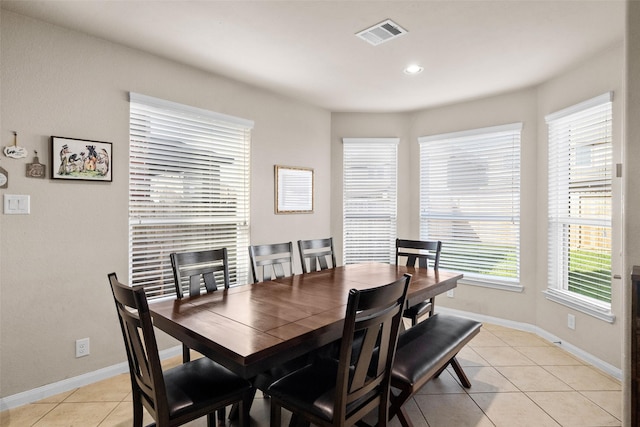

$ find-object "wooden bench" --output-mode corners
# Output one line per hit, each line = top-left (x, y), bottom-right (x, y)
(389, 313), (482, 427)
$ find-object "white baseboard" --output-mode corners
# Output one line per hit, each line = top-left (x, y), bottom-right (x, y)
(437, 307), (623, 381)
(0, 346), (181, 411)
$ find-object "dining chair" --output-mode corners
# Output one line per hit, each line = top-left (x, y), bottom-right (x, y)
(170, 248), (230, 300)
(396, 238), (442, 326)
(170, 248), (230, 364)
(249, 242), (294, 283)
(170, 248), (232, 425)
(298, 237), (336, 273)
(267, 274), (411, 427)
(107, 272), (253, 427)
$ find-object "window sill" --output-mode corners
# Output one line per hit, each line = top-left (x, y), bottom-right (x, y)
(543, 288), (615, 323)
(458, 276), (523, 292)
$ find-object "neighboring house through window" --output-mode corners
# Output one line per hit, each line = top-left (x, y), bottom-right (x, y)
(419, 123), (522, 290)
(342, 138), (398, 265)
(129, 93), (252, 299)
(545, 92), (615, 322)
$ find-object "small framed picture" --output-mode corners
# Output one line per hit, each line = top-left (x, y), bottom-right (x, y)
(275, 165), (314, 214)
(51, 136), (112, 182)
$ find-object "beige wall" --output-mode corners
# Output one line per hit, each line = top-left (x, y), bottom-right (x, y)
(535, 45), (624, 369)
(0, 11), (331, 397)
(2, 5), (636, 411)
(331, 45), (624, 369)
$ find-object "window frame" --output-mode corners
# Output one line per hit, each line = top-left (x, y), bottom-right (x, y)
(128, 93), (252, 300)
(342, 137), (398, 265)
(544, 92), (615, 323)
(418, 123), (522, 291)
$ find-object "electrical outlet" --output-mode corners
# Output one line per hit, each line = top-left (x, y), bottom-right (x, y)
(76, 338), (90, 358)
(447, 289), (454, 298)
(567, 314), (575, 330)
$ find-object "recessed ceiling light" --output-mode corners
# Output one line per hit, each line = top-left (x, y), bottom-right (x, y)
(404, 64), (424, 75)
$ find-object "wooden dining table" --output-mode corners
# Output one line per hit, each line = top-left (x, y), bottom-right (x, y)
(150, 262), (463, 379)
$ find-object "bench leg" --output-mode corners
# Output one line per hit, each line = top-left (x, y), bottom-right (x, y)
(450, 356), (472, 388)
(395, 406), (414, 427)
(389, 388), (414, 427)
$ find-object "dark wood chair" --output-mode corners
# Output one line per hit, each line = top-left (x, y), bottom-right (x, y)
(107, 272), (253, 427)
(298, 237), (337, 273)
(396, 238), (442, 326)
(170, 248), (232, 425)
(170, 248), (230, 300)
(171, 248), (230, 361)
(267, 274), (411, 427)
(248, 241), (312, 398)
(249, 242), (294, 283)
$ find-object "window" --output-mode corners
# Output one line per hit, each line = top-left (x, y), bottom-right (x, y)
(546, 93), (613, 319)
(129, 93), (252, 299)
(419, 123), (522, 288)
(342, 138), (398, 265)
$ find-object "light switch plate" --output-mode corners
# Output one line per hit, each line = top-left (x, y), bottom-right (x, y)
(4, 194), (30, 214)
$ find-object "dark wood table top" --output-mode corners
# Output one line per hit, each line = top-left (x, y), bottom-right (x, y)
(150, 262), (462, 378)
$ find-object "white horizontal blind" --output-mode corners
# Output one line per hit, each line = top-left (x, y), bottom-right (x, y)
(129, 93), (252, 299)
(546, 93), (612, 304)
(419, 124), (521, 283)
(343, 138), (398, 264)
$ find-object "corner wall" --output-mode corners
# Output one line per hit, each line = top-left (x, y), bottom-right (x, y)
(331, 44), (624, 369)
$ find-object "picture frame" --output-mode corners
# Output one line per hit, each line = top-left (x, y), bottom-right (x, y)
(275, 165), (314, 214)
(51, 136), (112, 182)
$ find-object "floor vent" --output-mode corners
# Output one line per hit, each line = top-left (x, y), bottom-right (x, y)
(355, 19), (407, 46)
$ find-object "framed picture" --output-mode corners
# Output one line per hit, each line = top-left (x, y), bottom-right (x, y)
(51, 136), (112, 182)
(275, 165), (314, 214)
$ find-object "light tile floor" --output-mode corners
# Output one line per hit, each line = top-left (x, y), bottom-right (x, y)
(0, 322), (622, 427)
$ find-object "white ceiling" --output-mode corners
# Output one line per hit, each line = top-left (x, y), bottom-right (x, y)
(1, 0), (625, 113)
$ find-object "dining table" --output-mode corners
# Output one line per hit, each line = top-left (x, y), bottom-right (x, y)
(150, 262), (463, 379)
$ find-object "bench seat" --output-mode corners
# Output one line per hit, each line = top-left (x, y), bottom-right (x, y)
(389, 313), (482, 427)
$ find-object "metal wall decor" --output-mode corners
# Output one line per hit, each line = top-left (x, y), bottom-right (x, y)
(26, 151), (46, 178)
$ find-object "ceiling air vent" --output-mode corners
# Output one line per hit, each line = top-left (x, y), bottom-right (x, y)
(356, 19), (407, 46)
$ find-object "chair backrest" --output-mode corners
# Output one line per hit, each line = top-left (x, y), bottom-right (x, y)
(108, 272), (169, 421)
(249, 242), (294, 283)
(396, 239), (441, 269)
(334, 274), (410, 424)
(298, 237), (336, 273)
(170, 248), (230, 298)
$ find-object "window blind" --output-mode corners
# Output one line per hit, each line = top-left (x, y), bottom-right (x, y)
(342, 138), (398, 265)
(129, 93), (252, 299)
(419, 123), (521, 284)
(546, 92), (612, 305)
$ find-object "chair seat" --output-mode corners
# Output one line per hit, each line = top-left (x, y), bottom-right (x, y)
(392, 314), (481, 387)
(252, 354), (312, 391)
(268, 358), (377, 423)
(165, 357), (253, 419)
(402, 300), (432, 320)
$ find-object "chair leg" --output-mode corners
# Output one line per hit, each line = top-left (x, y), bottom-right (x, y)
(182, 344), (191, 362)
(132, 394), (143, 427)
(411, 314), (419, 327)
(229, 387), (257, 421)
(236, 398), (250, 427)
(207, 412), (216, 427)
(270, 400), (282, 427)
(217, 407), (226, 426)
